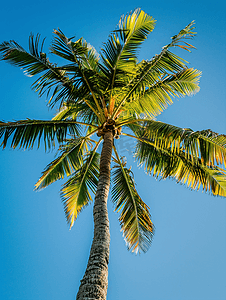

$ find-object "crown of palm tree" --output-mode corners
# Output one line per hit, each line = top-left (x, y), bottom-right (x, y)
(1, 9), (226, 255)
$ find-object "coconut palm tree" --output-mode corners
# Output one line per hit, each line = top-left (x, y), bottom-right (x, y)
(0, 9), (226, 300)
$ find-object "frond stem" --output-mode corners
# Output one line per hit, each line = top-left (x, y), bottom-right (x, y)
(116, 118), (151, 127)
(121, 132), (155, 147)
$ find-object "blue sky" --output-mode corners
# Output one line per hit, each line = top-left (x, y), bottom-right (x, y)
(0, 1), (226, 300)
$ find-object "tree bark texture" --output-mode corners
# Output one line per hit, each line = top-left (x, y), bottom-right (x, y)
(76, 131), (113, 300)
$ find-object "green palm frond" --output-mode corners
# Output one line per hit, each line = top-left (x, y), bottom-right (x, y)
(31, 69), (76, 108)
(112, 148), (154, 253)
(51, 29), (100, 70)
(52, 103), (100, 127)
(118, 8), (155, 56)
(51, 30), (102, 79)
(0, 34), (48, 75)
(197, 130), (226, 167)
(127, 120), (226, 168)
(0, 35), (77, 108)
(0, 119), (81, 150)
(134, 140), (226, 197)
(112, 21), (198, 118)
(52, 104), (79, 121)
(123, 68), (201, 118)
(35, 137), (89, 190)
(162, 67), (200, 96)
(61, 150), (100, 228)
(50, 29), (105, 119)
(146, 20), (196, 74)
(100, 9), (155, 89)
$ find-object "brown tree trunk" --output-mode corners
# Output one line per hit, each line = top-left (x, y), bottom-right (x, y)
(76, 130), (113, 300)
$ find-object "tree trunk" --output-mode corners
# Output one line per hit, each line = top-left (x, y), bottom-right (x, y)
(76, 130), (113, 300)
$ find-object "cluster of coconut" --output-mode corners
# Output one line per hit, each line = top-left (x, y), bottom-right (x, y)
(97, 119), (121, 139)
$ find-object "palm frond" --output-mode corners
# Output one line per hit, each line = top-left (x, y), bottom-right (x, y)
(51, 29), (105, 120)
(112, 148), (154, 253)
(162, 67), (200, 96)
(122, 68), (201, 118)
(52, 104), (79, 121)
(35, 137), (89, 190)
(0, 35), (78, 108)
(112, 21), (198, 118)
(127, 120), (226, 168)
(0, 34), (48, 75)
(51, 29), (99, 69)
(0, 119), (81, 150)
(134, 139), (226, 197)
(100, 9), (155, 90)
(31, 68), (77, 108)
(52, 102), (100, 127)
(61, 150), (100, 228)
(0, 34), (105, 114)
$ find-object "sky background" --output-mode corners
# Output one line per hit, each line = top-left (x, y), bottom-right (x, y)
(0, 1), (226, 300)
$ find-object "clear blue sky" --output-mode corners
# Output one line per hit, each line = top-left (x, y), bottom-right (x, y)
(0, 1), (226, 300)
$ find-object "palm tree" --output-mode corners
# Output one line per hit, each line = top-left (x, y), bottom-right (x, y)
(0, 9), (226, 300)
